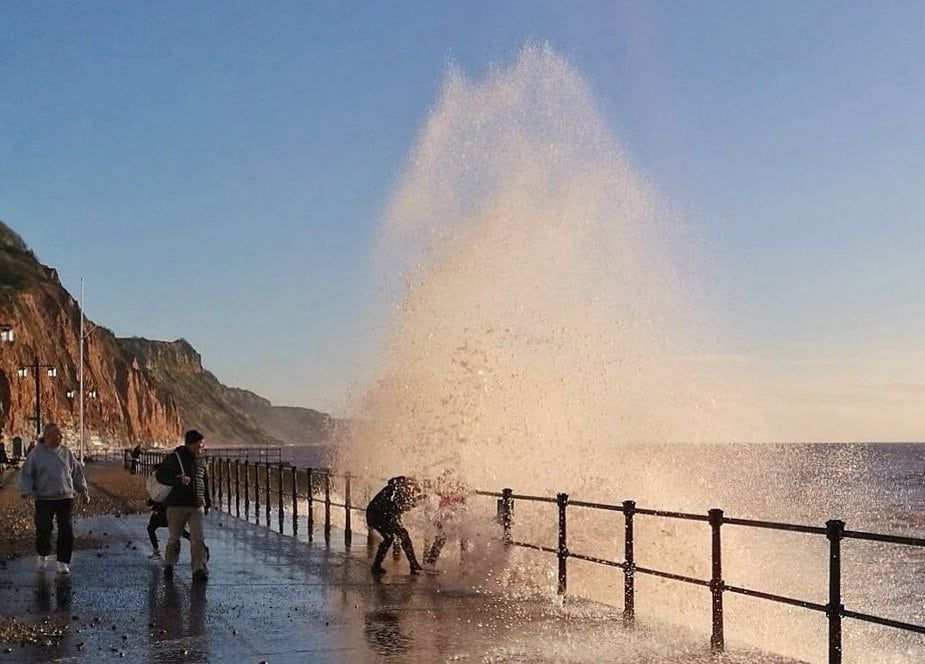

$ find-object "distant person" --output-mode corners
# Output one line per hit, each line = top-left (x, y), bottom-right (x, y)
(130, 444), (142, 474)
(12, 436), (23, 459)
(366, 476), (425, 576)
(0, 441), (8, 469)
(154, 430), (211, 582)
(18, 423), (90, 575)
(423, 469), (469, 567)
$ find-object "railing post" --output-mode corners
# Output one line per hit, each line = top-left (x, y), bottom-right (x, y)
(709, 508), (725, 652)
(233, 460), (239, 517)
(324, 471), (332, 544)
(255, 463), (262, 524)
(278, 463), (285, 533)
(557, 492), (569, 596)
(367, 485), (376, 549)
(291, 467), (299, 536)
(217, 457), (223, 509)
(243, 460), (250, 519)
(344, 473), (352, 548)
(501, 488), (513, 544)
(226, 459), (233, 512)
(209, 457), (215, 502)
(622, 500), (636, 627)
(307, 468), (314, 541)
(220, 458), (226, 511)
(827, 519), (845, 664)
(264, 462), (271, 523)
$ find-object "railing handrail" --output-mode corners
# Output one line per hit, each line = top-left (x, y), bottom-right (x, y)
(473, 486), (923, 546)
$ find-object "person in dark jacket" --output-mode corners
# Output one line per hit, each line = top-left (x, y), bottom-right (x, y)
(130, 444), (142, 475)
(146, 498), (189, 558)
(154, 430), (211, 582)
(366, 476), (425, 576)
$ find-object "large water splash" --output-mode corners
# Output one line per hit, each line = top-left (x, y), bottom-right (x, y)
(336, 45), (917, 663)
(340, 44), (760, 489)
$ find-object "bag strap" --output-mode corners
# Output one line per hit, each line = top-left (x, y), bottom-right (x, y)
(174, 451), (185, 476)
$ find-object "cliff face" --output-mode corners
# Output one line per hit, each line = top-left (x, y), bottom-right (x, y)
(118, 337), (278, 445)
(118, 338), (335, 445)
(0, 222), (181, 443)
(1, 221), (333, 446)
(221, 386), (335, 445)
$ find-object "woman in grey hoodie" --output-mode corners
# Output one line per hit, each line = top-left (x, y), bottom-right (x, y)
(18, 423), (90, 574)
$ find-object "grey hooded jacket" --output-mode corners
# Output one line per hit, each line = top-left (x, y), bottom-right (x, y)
(18, 443), (88, 500)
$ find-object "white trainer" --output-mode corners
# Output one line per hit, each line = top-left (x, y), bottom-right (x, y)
(34, 555), (49, 571)
(56, 562), (70, 575)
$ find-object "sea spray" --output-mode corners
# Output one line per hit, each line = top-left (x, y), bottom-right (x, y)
(336, 45), (916, 662)
(340, 43), (757, 486)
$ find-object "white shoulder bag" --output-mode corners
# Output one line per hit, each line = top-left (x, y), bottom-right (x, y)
(145, 452), (184, 502)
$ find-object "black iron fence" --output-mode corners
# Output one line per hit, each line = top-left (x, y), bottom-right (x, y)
(128, 454), (924, 664)
(123, 447), (283, 475)
(477, 488), (925, 664)
(129, 452), (373, 548)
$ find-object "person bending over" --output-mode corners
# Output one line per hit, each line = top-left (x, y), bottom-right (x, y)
(366, 476), (425, 576)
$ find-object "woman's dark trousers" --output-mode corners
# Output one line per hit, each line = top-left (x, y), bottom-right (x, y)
(35, 499), (74, 563)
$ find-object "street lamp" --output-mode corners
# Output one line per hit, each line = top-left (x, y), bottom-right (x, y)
(17, 355), (58, 439)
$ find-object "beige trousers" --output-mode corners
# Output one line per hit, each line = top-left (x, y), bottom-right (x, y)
(165, 506), (207, 572)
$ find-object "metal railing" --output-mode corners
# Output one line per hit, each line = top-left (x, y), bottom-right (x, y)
(477, 489), (925, 664)
(84, 449), (125, 463)
(130, 452), (373, 548)
(123, 447), (283, 475)
(128, 454), (924, 663)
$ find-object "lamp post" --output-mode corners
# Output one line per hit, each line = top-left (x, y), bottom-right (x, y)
(1, 326), (12, 430)
(77, 278), (98, 465)
(17, 355), (57, 439)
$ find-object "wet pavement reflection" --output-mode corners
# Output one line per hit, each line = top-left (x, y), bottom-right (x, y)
(0, 514), (798, 663)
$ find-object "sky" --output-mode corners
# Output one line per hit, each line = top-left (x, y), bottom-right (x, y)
(2, 2), (923, 439)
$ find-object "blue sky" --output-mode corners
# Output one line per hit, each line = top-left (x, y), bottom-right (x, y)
(3, 2), (924, 437)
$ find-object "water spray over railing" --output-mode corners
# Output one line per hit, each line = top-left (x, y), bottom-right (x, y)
(477, 489), (925, 664)
(125, 450), (925, 664)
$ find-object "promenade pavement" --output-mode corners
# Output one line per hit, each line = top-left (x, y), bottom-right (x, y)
(0, 510), (798, 663)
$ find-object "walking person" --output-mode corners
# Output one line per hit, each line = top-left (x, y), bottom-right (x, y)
(18, 423), (90, 575)
(154, 430), (211, 582)
(366, 476), (425, 576)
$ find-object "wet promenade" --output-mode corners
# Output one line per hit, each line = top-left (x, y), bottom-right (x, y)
(0, 512), (797, 663)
